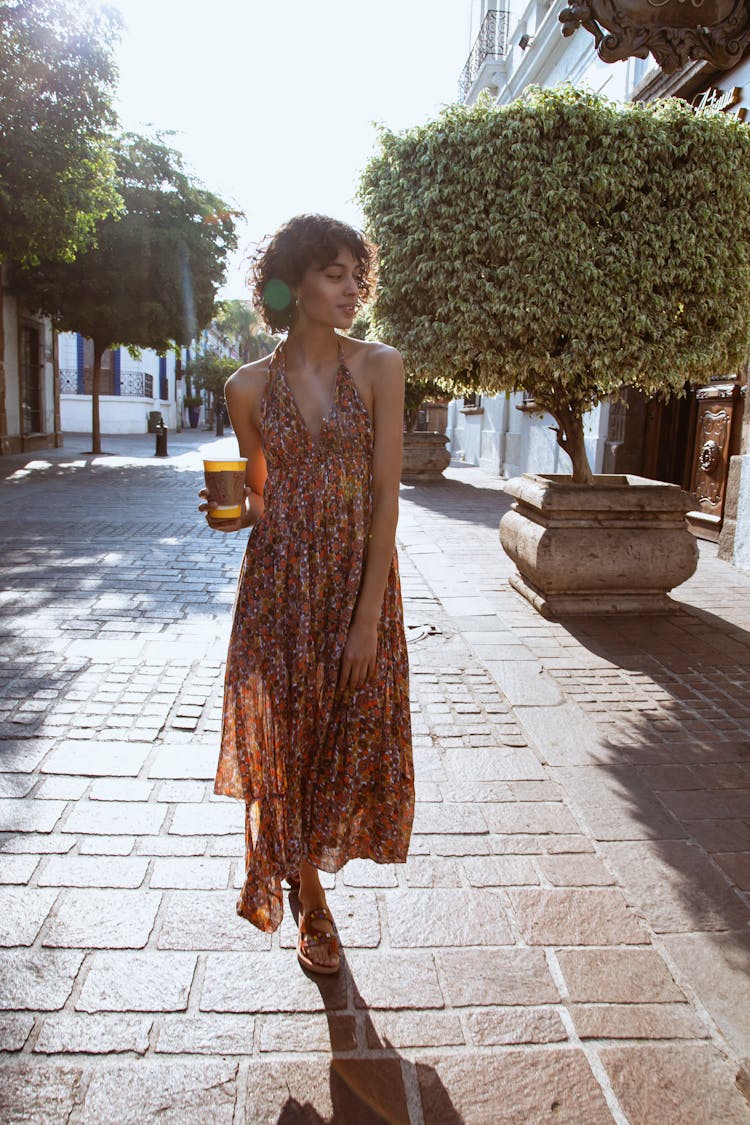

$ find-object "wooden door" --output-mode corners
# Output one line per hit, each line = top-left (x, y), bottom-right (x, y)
(687, 383), (743, 540)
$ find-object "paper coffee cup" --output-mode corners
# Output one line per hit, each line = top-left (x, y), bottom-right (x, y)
(203, 458), (247, 520)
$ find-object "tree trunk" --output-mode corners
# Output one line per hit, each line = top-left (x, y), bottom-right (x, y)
(550, 402), (593, 484)
(92, 339), (105, 455)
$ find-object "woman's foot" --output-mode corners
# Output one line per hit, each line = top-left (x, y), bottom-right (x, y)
(297, 861), (340, 973)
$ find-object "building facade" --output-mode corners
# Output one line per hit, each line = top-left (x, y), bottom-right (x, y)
(631, 59), (750, 568)
(0, 265), (60, 455)
(58, 333), (186, 435)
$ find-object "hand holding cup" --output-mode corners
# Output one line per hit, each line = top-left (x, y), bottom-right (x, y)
(199, 458), (251, 532)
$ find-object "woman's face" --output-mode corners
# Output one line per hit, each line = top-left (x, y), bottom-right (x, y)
(295, 246), (361, 330)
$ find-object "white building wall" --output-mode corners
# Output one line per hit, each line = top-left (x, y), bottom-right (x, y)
(59, 332), (184, 435)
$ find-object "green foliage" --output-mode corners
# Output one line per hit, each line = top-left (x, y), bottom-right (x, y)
(0, 0), (123, 264)
(9, 130), (241, 351)
(186, 352), (237, 397)
(359, 84), (750, 477)
(347, 307), (373, 343)
(214, 299), (277, 362)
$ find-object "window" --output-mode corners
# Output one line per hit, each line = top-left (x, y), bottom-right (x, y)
(81, 340), (115, 394)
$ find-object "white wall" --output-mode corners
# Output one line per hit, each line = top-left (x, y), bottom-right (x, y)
(732, 455), (750, 571)
(59, 332), (183, 434)
(449, 390), (609, 478)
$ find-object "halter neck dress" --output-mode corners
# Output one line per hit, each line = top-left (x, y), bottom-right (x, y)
(214, 337), (414, 932)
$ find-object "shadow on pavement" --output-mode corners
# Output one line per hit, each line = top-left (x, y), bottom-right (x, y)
(555, 608), (750, 1055)
(401, 466), (512, 533)
(274, 896), (461, 1125)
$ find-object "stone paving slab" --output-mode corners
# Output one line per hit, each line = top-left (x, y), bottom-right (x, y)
(0, 435), (749, 1122)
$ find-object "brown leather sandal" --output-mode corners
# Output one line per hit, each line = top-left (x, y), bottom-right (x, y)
(296, 905), (340, 975)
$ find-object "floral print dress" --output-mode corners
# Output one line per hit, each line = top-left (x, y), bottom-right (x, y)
(214, 337), (414, 932)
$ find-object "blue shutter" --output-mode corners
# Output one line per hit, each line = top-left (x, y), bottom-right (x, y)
(113, 348), (121, 396)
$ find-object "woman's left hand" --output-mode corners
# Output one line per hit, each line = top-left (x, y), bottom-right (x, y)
(337, 618), (378, 693)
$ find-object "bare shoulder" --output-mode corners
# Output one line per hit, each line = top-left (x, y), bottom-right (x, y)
(343, 338), (404, 385)
(224, 352), (276, 428)
(225, 353), (275, 397)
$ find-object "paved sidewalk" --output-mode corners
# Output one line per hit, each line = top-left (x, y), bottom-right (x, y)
(0, 430), (749, 1123)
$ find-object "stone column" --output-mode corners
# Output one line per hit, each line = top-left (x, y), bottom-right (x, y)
(52, 326), (63, 448)
(718, 359), (750, 571)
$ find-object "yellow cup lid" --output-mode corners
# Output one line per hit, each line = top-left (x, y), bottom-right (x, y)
(204, 459), (247, 471)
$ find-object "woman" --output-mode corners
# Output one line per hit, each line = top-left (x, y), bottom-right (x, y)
(199, 214), (414, 975)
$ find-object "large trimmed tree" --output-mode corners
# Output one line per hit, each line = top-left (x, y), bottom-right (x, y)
(359, 84), (750, 482)
(9, 132), (240, 453)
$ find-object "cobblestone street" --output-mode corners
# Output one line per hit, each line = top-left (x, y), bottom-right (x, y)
(1, 430), (749, 1123)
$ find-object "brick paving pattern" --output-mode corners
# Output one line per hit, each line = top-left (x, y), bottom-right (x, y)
(0, 431), (748, 1123)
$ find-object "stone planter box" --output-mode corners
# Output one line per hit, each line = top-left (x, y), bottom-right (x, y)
(401, 431), (451, 481)
(499, 473), (699, 617)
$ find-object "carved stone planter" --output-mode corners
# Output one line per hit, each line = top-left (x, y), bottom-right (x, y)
(499, 474), (699, 617)
(401, 431), (451, 481)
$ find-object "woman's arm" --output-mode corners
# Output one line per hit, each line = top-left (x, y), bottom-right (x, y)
(198, 366), (268, 532)
(225, 371), (268, 527)
(337, 345), (405, 692)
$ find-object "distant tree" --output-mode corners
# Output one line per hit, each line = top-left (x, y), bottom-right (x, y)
(214, 299), (276, 363)
(0, 0), (122, 419)
(186, 352), (237, 435)
(359, 84), (750, 482)
(9, 132), (241, 453)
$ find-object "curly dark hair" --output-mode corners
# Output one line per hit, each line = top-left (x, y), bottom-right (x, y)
(248, 213), (377, 333)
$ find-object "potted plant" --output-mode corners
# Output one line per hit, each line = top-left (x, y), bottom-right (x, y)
(401, 374), (451, 480)
(359, 84), (750, 614)
(349, 307), (451, 480)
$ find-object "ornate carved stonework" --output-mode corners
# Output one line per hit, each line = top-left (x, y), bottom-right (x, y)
(559, 0), (750, 74)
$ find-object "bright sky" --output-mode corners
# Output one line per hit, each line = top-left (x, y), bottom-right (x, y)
(112, 0), (476, 299)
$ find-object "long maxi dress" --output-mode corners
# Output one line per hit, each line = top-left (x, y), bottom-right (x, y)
(214, 337), (415, 932)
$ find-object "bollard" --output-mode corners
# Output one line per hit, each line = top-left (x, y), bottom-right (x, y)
(154, 421), (168, 457)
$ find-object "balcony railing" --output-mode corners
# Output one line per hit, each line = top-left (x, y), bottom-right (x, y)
(458, 8), (510, 102)
(60, 369), (154, 398)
